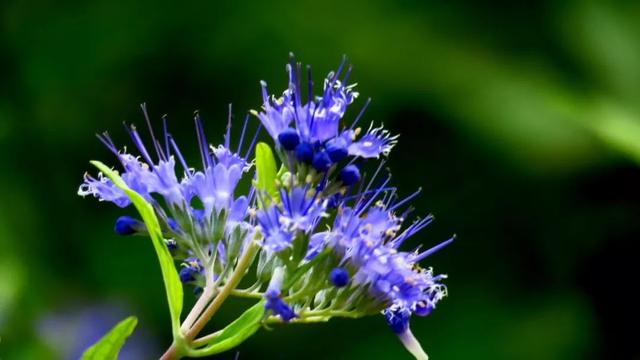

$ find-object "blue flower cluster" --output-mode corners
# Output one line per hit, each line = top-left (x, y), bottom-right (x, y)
(79, 105), (258, 291)
(254, 57), (398, 177)
(79, 55), (451, 358)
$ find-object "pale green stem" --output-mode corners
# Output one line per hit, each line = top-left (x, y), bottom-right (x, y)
(191, 329), (223, 348)
(184, 241), (260, 339)
(398, 329), (429, 360)
(180, 286), (214, 333)
(160, 241), (260, 359)
(228, 289), (263, 299)
(263, 309), (364, 326)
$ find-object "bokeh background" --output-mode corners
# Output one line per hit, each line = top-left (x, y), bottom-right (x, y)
(1, 1), (639, 359)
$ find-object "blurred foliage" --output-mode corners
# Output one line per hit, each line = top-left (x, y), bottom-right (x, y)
(1, 0), (639, 359)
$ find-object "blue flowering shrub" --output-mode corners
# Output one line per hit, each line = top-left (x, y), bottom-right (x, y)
(78, 55), (453, 360)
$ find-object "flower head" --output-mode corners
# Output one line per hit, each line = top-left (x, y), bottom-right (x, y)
(79, 56), (452, 360)
(253, 55), (397, 178)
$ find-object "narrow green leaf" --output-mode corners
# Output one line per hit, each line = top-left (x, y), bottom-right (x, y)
(90, 161), (183, 337)
(81, 316), (137, 360)
(188, 300), (265, 357)
(255, 142), (279, 201)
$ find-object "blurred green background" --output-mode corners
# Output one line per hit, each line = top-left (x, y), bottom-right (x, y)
(1, 0), (639, 359)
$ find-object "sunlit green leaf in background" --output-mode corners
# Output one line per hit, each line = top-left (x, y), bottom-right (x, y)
(81, 316), (137, 360)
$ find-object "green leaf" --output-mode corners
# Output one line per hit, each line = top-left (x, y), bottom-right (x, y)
(587, 101), (640, 165)
(81, 316), (137, 360)
(255, 142), (279, 202)
(187, 300), (265, 357)
(90, 161), (183, 337)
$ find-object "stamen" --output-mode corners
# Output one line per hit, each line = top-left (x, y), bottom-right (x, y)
(389, 188), (423, 212)
(244, 123), (262, 160)
(194, 111), (212, 169)
(124, 124), (154, 165)
(225, 103), (233, 149)
(140, 103), (166, 161)
(413, 236), (454, 262)
(96, 132), (118, 155)
(168, 135), (191, 177)
(237, 113), (250, 154)
(349, 98), (371, 130)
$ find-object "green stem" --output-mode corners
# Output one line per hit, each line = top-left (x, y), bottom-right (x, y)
(228, 289), (263, 299)
(160, 241), (260, 359)
(185, 241), (260, 339)
(191, 329), (223, 348)
(180, 287), (214, 333)
(263, 309), (364, 326)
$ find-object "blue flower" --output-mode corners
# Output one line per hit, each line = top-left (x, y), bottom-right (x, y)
(312, 179), (451, 314)
(256, 205), (293, 252)
(264, 267), (297, 322)
(182, 163), (244, 217)
(78, 172), (130, 208)
(383, 305), (411, 334)
(279, 187), (327, 232)
(256, 186), (327, 252)
(253, 55), (397, 171)
(179, 257), (204, 284)
(254, 81), (295, 140)
(347, 125), (398, 159)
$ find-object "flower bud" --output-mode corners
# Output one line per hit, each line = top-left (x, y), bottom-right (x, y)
(329, 267), (349, 287)
(113, 216), (145, 235)
(295, 142), (314, 163)
(312, 151), (332, 172)
(325, 137), (348, 162)
(339, 165), (361, 185)
(278, 128), (300, 151)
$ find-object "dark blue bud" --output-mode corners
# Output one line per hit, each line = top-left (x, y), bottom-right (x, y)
(329, 267), (349, 287)
(312, 151), (332, 172)
(165, 239), (178, 251)
(339, 165), (361, 185)
(383, 307), (411, 334)
(179, 267), (196, 283)
(114, 216), (144, 235)
(295, 142), (314, 163)
(325, 138), (348, 162)
(414, 300), (433, 317)
(278, 128), (300, 151)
